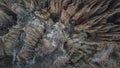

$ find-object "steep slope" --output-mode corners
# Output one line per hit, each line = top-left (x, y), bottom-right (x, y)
(0, 0), (120, 68)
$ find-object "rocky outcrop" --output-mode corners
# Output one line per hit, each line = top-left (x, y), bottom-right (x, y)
(0, 0), (120, 68)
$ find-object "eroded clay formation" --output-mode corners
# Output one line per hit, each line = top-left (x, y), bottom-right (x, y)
(0, 0), (120, 68)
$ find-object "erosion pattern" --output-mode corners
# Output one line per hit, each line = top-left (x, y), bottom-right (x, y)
(0, 0), (120, 68)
